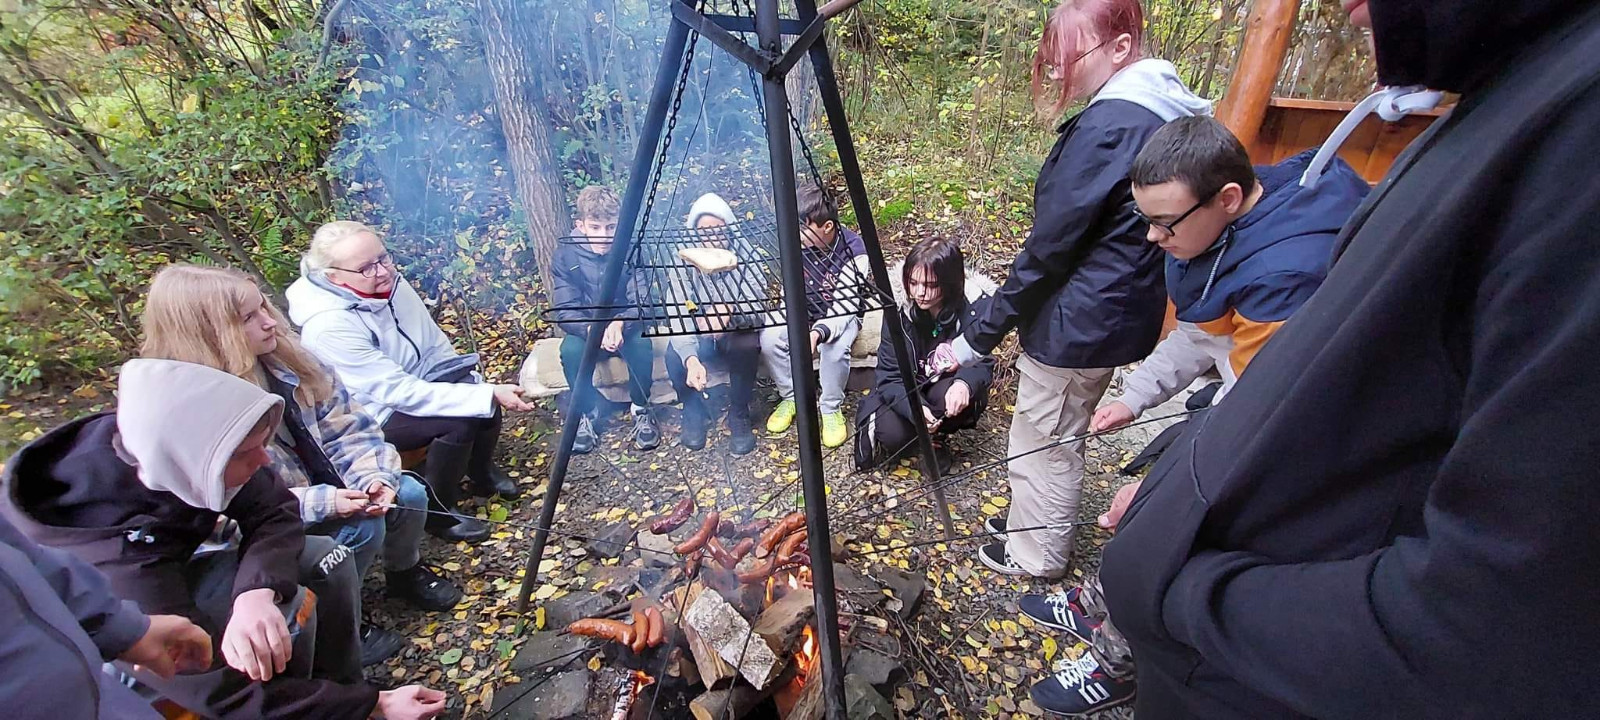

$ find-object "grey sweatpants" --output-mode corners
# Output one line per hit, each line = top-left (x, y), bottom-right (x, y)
(1003, 354), (1114, 578)
(760, 320), (860, 415)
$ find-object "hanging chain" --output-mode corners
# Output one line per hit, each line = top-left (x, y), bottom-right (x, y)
(638, 0), (706, 235)
(734, 0), (824, 189)
(787, 97), (825, 189)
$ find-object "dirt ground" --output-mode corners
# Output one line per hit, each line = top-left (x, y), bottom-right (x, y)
(0, 352), (1193, 719)
(349, 364), (1190, 719)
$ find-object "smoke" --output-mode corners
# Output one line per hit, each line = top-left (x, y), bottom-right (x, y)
(326, 0), (800, 298)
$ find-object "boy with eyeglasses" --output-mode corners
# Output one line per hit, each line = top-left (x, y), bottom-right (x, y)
(1012, 115), (1367, 716)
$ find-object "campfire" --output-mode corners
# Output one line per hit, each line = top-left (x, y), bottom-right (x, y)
(562, 501), (899, 720)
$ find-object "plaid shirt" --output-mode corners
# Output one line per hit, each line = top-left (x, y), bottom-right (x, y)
(262, 360), (402, 524)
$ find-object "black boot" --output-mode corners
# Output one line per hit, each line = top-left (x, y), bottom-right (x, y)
(468, 424), (520, 500)
(728, 409), (756, 456)
(680, 396), (708, 451)
(387, 564), (464, 612)
(421, 438), (491, 544)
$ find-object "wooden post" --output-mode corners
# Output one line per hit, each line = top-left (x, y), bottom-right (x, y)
(1214, 0), (1297, 152)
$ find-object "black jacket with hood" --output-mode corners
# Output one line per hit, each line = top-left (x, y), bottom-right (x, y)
(953, 59), (1211, 369)
(1099, 2), (1600, 717)
(1, 359), (379, 718)
(868, 268), (999, 428)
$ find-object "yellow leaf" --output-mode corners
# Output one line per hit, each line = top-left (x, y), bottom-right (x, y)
(588, 655), (603, 671)
(180, 93), (198, 113)
(990, 496), (1009, 508)
(535, 607), (546, 631)
(891, 467), (910, 477)
(980, 502), (1000, 516)
(533, 584), (557, 601)
(1042, 636), (1058, 664)
(1002, 620), (1020, 637)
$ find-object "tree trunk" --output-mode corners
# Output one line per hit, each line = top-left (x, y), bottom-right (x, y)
(477, 0), (570, 292)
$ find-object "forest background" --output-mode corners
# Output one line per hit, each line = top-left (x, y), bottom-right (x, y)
(0, 0), (1374, 395)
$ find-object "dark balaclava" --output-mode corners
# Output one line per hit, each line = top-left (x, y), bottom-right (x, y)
(1367, 0), (1591, 92)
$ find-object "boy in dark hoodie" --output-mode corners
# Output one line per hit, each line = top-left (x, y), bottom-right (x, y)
(1013, 116), (1367, 717)
(759, 184), (872, 449)
(550, 185), (661, 454)
(0, 359), (444, 720)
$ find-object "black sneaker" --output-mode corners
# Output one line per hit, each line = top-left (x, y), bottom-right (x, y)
(387, 564), (464, 612)
(632, 407), (661, 451)
(681, 406), (708, 450)
(1019, 588), (1097, 645)
(359, 625), (406, 667)
(984, 516), (1006, 535)
(977, 542), (1028, 576)
(572, 414), (597, 455)
(1029, 654), (1135, 716)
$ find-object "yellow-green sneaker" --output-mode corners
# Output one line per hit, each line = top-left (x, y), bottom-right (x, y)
(821, 411), (848, 448)
(766, 399), (797, 434)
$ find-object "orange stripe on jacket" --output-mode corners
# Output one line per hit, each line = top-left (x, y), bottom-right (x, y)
(1194, 311), (1286, 378)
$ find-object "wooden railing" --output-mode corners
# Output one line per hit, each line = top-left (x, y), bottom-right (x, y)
(1250, 97), (1445, 183)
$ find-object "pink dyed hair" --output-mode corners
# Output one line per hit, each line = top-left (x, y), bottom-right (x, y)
(1031, 0), (1146, 116)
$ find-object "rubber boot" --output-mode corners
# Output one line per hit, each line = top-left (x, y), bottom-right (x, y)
(421, 438), (490, 544)
(468, 424), (520, 499)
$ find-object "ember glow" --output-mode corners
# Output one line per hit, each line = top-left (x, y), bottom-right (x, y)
(609, 670), (655, 720)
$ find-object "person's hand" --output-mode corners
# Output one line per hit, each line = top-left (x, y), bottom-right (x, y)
(1090, 401), (1136, 433)
(1098, 479), (1142, 532)
(364, 483), (395, 516)
(222, 588), (290, 682)
(685, 357), (708, 392)
(601, 320), (624, 352)
(943, 380), (971, 418)
(332, 488), (370, 517)
(922, 404), (941, 431)
(924, 343), (960, 376)
(494, 384), (534, 412)
(373, 685), (448, 720)
(809, 329), (822, 356)
(120, 614), (212, 679)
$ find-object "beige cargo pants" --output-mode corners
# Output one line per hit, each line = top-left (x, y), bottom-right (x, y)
(1004, 354), (1115, 578)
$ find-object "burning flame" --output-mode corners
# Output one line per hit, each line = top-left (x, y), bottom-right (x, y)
(610, 670), (655, 720)
(631, 670), (655, 698)
(793, 625), (820, 688)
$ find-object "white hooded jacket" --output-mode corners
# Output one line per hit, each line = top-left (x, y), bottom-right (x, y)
(114, 359), (285, 512)
(286, 268), (493, 424)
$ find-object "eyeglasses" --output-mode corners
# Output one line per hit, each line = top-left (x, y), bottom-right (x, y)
(1134, 190), (1218, 236)
(1042, 38), (1112, 78)
(330, 252), (395, 278)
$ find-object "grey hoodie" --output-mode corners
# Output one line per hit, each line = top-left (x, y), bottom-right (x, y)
(1089, 58), (1214, 122)
(116, 359), (285, 512)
